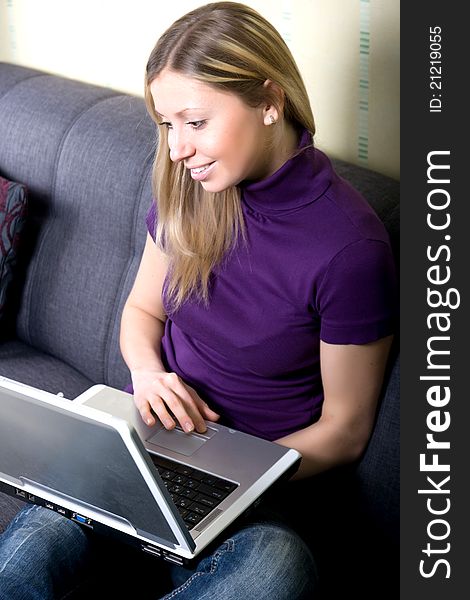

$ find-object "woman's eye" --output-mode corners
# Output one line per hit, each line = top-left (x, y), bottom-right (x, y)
(159, 121), (173, 130)
(188, 120), (206, 130)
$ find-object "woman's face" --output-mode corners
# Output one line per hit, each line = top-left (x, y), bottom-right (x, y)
(150, 69), (277, 192)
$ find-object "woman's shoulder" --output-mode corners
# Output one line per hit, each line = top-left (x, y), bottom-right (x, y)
(312, 149), (391, 246)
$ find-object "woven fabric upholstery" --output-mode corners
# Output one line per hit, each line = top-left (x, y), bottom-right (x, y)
(0, 64), (156, 392)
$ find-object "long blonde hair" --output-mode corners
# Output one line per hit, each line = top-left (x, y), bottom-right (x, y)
(145, 1), (315, 310)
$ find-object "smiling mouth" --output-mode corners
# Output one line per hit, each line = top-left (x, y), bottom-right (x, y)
(189, 162), (215, 181)
(190, 163), (214, 174)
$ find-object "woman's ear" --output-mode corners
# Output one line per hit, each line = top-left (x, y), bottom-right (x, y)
(262, 79), (285, 125)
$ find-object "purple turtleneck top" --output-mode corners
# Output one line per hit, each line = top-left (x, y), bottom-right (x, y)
(145, 132), (398, 441)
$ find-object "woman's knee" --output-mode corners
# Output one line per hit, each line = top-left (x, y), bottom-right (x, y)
(236, 523), (317, 597)
(0, 505), (92, 590)
(170, 522), (317, 600)
(2, 504), (89, 554)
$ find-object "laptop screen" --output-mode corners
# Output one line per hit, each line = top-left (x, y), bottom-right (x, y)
(0, 388), (180, 545)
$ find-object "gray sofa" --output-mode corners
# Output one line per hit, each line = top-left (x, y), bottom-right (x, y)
(0, 63), (399, 598)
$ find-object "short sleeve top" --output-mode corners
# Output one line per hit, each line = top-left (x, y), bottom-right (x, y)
(146, 131), (398, 440)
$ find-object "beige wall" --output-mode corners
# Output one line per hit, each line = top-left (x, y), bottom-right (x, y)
(0, 0), (399, 178)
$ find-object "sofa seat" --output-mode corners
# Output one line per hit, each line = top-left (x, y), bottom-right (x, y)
(0, 340), (93, 398)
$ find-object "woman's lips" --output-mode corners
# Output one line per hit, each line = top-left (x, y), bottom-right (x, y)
(189, 162), (215, 181)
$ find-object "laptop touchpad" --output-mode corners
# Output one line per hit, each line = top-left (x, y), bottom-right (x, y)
(147, 427), (214, 457)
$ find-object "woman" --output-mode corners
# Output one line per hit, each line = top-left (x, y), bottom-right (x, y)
(0, 2), (397, 598)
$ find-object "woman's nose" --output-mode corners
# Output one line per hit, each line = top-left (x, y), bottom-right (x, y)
(169, 129), (195, 163)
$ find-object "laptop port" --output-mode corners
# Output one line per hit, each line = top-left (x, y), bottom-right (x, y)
(163, 553), (184, 565)
(45, 501), (55, 511)
(141, 544), (162, 558)
(15, 488), (26, 499)
(71, 513), (93, 528)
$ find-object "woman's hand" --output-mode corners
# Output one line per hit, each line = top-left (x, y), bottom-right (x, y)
(130, 368), (220, 433)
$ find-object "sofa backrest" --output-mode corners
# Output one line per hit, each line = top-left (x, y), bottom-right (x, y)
(0, 63), (156, 389)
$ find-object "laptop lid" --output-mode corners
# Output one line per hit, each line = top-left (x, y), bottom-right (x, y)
(0, 379), (195, 553)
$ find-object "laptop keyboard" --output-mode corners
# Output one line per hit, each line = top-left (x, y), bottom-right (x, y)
(149, 454), (238, 529)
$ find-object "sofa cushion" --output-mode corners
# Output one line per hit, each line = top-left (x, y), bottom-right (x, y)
(0, 175), (27, 323)
(356, 353), (400, 541)
(0, 70), (154, 389)
(0, 340), (93, 398)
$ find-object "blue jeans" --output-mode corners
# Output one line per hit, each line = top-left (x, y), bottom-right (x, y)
(0, 504), (317, 599)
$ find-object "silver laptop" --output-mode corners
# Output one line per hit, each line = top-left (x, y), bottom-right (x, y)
(0, 377), (300, 565)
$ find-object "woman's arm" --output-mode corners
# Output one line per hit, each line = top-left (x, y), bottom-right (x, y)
(120, 234), (219, 433)
(120, 234), (169, 374)
(276, 335), (394, 479)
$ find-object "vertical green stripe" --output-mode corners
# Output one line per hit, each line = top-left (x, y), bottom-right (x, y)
(6, 0), (18, 57)
(358, 0), (370, 165)
(280, 0), (293, 44)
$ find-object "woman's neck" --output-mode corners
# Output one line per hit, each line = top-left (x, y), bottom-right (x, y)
(269, 120), (301, 176)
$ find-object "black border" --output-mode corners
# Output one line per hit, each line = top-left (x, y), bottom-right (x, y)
(401, 3), (467, 597)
